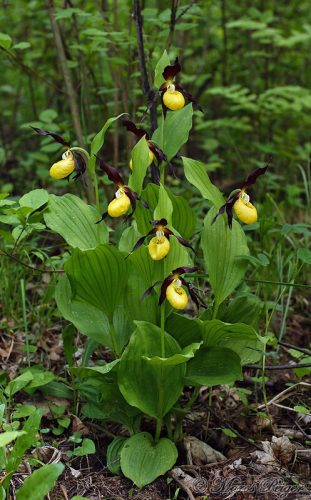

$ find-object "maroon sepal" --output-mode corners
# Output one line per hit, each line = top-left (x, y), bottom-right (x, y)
(72, 151), (87, 183)
(159, 276), (174, 305)
(179, 87), (203, 112)
(32, 126), (71, 149)
(150, 164), (160, 185)
(185, 282), (207, 309)
(95, 212), (108, 224)
(151, 218), (168, 227)
(174, 235), (195, 252)
(122, 120), (149, 140)
(162, 57), (181, 82)
(97, 156), (124, 186)
(124, 187), (137, 213)
(212, 195), (239, 229)
(131, 228), (157, 253)
(149, 142), (167, 163)
(243, 166), (268, 189)
(172, 266), (198, 276)
(142, 280), (162, 301)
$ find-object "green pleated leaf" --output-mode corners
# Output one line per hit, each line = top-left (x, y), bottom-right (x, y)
(19, 189), (49, 211)
(168, 190), (197, 240)
(201, 319), (261, 364)
(201, 207), (249, 306)
(107, 436), (127, 475)
(90, 113), (126, 156)
(154, 50), (171, 87)
(219, 293), (264, 328)
(56, 274), (110, 345)
(64, 244), (127, 318)
(128, 135), (150, 195)
(44, 194), (108, 250)
(152, 105), (193, 162)
(125, 246), (159, 324)
(166, 313), (203, 347)
(134, 183), (159, 234)
(182, 157), (224, 208)
(120, 432), (178, 488)
(16, 463), (64, 500)
(185, 347), (242, 386)
(154, 183), (173, 224)
(143, 342), (202, 366)
(118, 321), (185, 418)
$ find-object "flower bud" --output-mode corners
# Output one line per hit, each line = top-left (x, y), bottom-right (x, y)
(108, 191), (131, 217)
(166, 281), (188, 310)
(163, 89), (185, 111)
(148, 235), (170, 260)
(50, 152), (75, 179)
(129, 149), (154, 170)
(234, 196), (258, 224)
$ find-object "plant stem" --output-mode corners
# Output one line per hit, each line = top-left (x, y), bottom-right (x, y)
(185, 386), (200, 410)
(160, 304), (165, 358)
(20, 279), (30, 367)
(212, 301), (219, 319)
(155, 418), (162, 442)
(133, 0), (157, 132)
(205, 387), (213, 435)
(109, 317), (120, 358)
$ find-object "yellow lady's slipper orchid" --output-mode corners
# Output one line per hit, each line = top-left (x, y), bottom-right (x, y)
(163, 83), (185, 111)
(32, 127), (87, 183)
(95, 158), (144, 223)
(108, 188), (131, 218)
(148, 233), (170, 260)
(143, 267), (206, 310)
(212, 165), (268, 228)
(159, 58), (202, 112)
(234, 191), (258, 225)
(49, 150), (75, 180)
(130, 219), (194, 261)
(166, 279), (188, 310)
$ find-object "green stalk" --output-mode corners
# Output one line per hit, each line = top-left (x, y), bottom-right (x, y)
(160, 304), (165, 358)
(109, 316), (120, 358)
(212, 300), (219, 319)
(155, 418), (162, 442)
(20, 279), (30, 367)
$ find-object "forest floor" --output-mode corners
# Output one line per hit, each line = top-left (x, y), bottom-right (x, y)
(1, 302), (311, 500)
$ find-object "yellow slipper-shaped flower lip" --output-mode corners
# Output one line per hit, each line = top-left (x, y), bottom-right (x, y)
(108, 191), (131, 217)
(234, 197), (258, 224)
(50, 152), (75, 179)
(148, 235), (170, 261)
(163, 88), (185, 111)
(166, 281), (188, 310)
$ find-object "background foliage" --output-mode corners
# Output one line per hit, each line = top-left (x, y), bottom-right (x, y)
(1, 0), (311, 200)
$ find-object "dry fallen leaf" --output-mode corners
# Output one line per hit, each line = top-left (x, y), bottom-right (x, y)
(184, 435), (226, 465)
(252, 435), (295, 466)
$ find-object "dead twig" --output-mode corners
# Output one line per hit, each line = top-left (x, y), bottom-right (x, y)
(257, 382), (311, 410)
(0, 249), (63, 274)
(245, 362), (311, 370)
